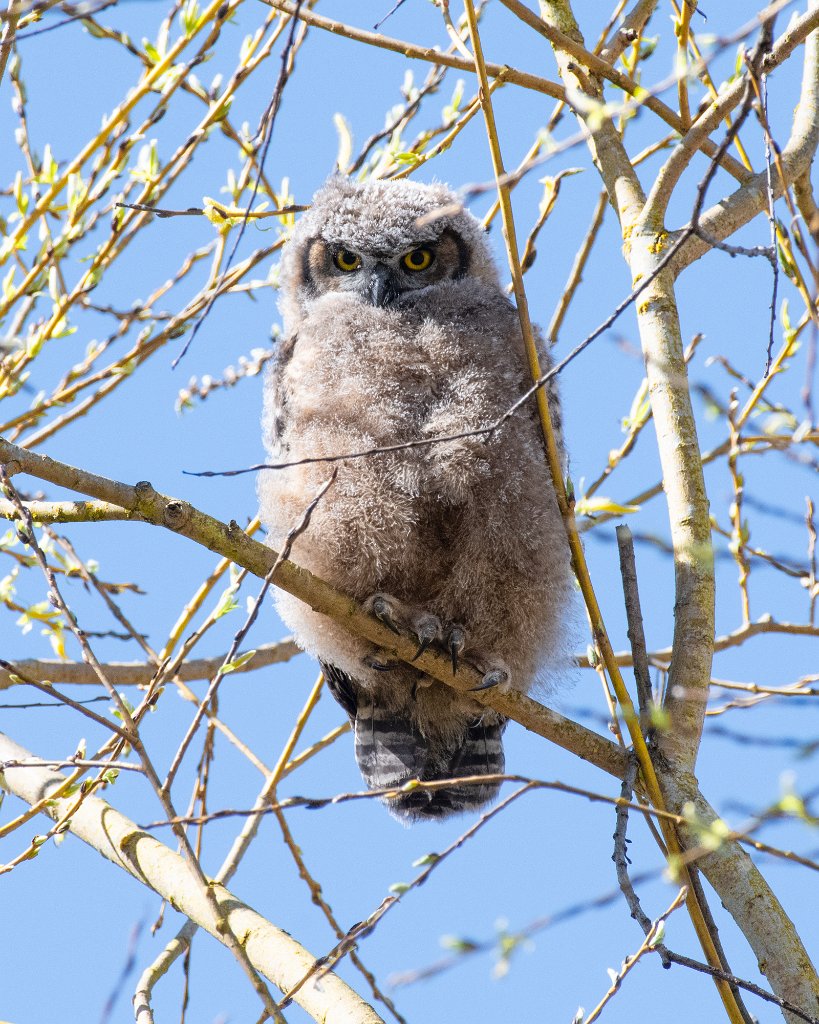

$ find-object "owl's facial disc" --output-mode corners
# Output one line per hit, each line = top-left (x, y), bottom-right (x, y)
(301, 231), (470, 308)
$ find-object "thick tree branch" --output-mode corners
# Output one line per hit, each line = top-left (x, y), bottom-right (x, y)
(534, 6), (753, 1020)
(662, 768), (819, 1024)
(0, 436), (628, 781)
(0, 639), (300, 690)
(645, 3), (819, 227)
(0, 498), (138, 523)
(537, 0), (713, 773)
(0, 732), (386, 1024)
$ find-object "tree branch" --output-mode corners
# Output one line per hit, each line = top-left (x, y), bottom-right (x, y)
(644, 3), (819, 227)
(671, 7), (819, 274)
(0, 639), (300, 690)
(0, 435), (628, 781)
(662, 768), (819, 1024)
(0, 498), (139, 523)
(0, 0), (21, 87)
(260, 0), (565, 100)
(0, 731), (387, 1024)
(498, 0), (750, 182)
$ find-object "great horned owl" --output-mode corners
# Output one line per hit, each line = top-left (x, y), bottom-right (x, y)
(259, 177), (573, 821)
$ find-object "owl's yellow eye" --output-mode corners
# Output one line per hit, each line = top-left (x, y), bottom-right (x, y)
(334, 249), (361, 272)
(402, 248), (434, 272)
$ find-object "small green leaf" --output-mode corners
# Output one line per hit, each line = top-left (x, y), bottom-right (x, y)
(221, 649), (257, 673)
(179, 0), (203, 35)
(574, 496), (640, 517)
(778, 793), (807, 819)
(440, 934), (478, 953)
(213, 582), (240, 618)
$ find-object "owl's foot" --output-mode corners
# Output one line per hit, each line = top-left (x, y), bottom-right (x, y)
(363, 593), (511, 692)
(364, 592), (443, 661)
(457, 648), (512, 692)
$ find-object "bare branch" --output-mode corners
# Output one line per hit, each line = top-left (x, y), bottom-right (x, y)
(598, 0), (658, 65)
(0, 732), (387, 1024)
(583, 888), (689, 1023)
(671, 10), (819, 274)
(645, 4), (819, 226)
(615, 525), (653, 717)
(260, 0), (565, 100)
(0, 639), (299, 690)
(0, 435), (628, 780)
(499, 0), (750, 182)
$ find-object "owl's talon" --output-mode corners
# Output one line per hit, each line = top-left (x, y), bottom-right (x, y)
(368, 594), (401, 635)
(411, 613), (442, 661)
(470, 668), (510, 692)
(447, 626), (466, 675)
(412, 635), (434, 661)
(364, 655), (399, 672)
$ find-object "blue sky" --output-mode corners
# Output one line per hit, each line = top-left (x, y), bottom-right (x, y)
(1, 2), (817, 1022)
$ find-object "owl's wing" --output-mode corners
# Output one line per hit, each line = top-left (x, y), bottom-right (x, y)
(263, 332), (298, 453)
(322, 661), (506, 821)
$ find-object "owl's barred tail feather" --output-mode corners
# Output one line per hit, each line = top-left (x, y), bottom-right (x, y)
(354, 703), (506, 821)
(323, 663), (506, 822)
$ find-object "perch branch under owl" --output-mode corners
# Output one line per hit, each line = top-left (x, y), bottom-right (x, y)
(0, 434), (628, 781)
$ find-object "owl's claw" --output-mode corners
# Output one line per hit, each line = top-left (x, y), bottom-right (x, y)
(364, 655), (399, 672)
(412, 635), (434, 661)
(411, 613), (443, 661)
(447, 626), (466, 675)
(368, 594), (401, 635)
(470, 667), (511, 692)
(366, 593), (444, 660)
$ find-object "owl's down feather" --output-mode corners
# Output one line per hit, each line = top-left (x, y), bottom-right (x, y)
(259, 177), (573, 821)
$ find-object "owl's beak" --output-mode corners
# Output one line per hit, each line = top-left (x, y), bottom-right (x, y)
(367, 264), (398, 307)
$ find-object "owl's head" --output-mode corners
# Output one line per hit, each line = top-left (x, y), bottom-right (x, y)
(279, 177), (498, 329)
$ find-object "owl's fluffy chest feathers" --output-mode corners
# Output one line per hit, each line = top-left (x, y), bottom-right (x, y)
(261, 283), (541, 601)
(281, 286), (525, 447)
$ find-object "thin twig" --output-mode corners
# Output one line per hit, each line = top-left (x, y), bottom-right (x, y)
(115, 200), (307, 219)
(582, 888), (689, 1023)
(172, 1), (306, 366)
(615, 526), (653, 718)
